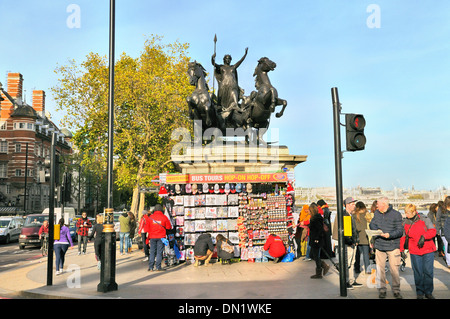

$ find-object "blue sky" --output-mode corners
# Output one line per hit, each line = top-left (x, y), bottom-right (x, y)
(1, 1), (449, 191)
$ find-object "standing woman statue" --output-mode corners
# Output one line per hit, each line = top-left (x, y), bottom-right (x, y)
(211, 47), (248, 113)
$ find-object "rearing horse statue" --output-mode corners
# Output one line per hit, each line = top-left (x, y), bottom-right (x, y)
(186, 61), (216, 130)
(245, 57), (287, 143)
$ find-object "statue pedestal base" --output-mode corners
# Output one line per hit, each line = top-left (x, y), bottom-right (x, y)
(171, 144), (307, 175)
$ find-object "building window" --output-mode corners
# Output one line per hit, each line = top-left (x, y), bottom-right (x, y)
(15, 169), (22, 177)
(15, 143), (21, 153)
(27, 123), (33, 130)
(19, 123), (25, 129)
(0, 122), (6, 130)
(0, 162), (7, 178)
(0, 141), (7, 153)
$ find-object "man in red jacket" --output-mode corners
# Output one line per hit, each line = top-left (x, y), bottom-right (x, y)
(263, 233), (286, 263)
(144, 204), (172, 271)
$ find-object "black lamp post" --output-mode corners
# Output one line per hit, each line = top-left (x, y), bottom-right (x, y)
(98, 0), (118, 293)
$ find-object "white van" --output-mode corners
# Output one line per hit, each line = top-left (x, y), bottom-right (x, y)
(42, 207), (76, 224)
(0, 216), (24, 244)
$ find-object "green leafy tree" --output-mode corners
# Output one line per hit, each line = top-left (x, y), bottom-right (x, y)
(52, 35), (193, 215)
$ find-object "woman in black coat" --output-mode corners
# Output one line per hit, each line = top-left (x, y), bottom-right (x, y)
(309, 203), (330, 278)
(89, 214), (104, 270)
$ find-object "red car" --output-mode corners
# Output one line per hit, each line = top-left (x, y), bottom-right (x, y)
(19, 214), (48, 249)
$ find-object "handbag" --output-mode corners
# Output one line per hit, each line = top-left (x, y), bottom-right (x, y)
(221, 241), (234, 254)
(404, 219), (418, 250)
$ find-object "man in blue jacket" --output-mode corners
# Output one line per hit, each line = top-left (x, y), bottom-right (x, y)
(369, 197), (403, 299)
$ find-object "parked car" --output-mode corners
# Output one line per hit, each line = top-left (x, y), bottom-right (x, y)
(19, 214), (48, 249)
(68, 218), (78, 242)
(0, 216), (24, 244)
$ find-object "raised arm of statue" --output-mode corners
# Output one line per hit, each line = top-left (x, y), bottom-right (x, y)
(234, 47), (248, 68)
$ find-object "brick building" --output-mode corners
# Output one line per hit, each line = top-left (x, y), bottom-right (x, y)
(0, 72), (73, 214)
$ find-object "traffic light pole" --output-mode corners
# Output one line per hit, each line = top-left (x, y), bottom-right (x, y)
(331, 87), (347, 297)
(47, 133), (57, 286)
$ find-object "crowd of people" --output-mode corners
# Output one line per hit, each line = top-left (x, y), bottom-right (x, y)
(37, 194), (450, 299)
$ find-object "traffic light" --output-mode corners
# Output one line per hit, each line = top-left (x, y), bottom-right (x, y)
(43, 154), (60, 184)
(345, 114), (366, 151)
(63, 172), (72, 203)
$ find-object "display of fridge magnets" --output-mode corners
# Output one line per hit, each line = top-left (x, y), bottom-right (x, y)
(228, 206), (239, 218)
(205, 194), (216, 206)
(184, 234), (196, 246)
(228, 231), (239, 244)
(195, 207), (205, 219)
(195, 220), (206, 232)
(227, 219), (238, 231)
(184, 220), (195, 232)
(194, 195), (206, 206)
(216, 219), (228, 231)
(204, 220), (216, 232)
(184, 208), (194, 219)
(217, 207), (228, 218)
(205, 207), (217, 218)
(218, 194), (228, 206)
(176, 216), (184, 226)
(227, 194), (238, 205)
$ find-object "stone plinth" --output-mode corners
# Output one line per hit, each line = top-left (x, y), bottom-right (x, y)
(170, 144), (307, 174)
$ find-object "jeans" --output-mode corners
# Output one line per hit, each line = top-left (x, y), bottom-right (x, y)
(149, 238), (164, 270)
(441, 233), (450, 266)
(77, 235), (88, 253)
(263, 250), (275, 259)
(358, 245), (371, 273)
(410, 252), (434, 296)
(54, 243), (69, 271)
(305, 237), (311, 258)
(119, 232), (130, 253)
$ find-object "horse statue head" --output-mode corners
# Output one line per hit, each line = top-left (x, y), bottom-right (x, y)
(187, 61), (208, 87)
(253, 57), (277, 76)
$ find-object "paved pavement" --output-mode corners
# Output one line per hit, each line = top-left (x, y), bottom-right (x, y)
(0, 242), (449, 301)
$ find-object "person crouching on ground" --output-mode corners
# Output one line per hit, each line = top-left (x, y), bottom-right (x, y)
(263, 233), (286, 262)
(193, 233), (214, 266)
(216, 234), (234, 264)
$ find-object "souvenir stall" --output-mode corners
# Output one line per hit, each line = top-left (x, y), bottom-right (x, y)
(158, 172), (296, 264)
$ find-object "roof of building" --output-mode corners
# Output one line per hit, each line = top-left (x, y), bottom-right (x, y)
(10, 104), (38, 119)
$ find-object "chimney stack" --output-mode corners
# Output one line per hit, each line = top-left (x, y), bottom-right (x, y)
(32, 90), (45, 117)
(7, 73), (23, 100)
(1, 73), (23, 119)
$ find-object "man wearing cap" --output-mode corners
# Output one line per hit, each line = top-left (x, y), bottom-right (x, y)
(332, 197), (361, 289)
(144, 204), (172, 271)
(369, 197), (403, 299)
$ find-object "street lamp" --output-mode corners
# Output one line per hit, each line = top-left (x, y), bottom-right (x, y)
(98, 0), (118, 293)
